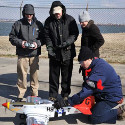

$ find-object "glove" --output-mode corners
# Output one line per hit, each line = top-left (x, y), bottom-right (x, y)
(55, 42), (69, 49)
(48, 50), (56, 59)
(53, 99), (69, 109)
(55, 45), (62, 49)
(62, 42), (69, 48)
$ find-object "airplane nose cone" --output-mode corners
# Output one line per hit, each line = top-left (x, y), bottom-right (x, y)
(2, 102), (10, 112)
(2, 102), (7, 108)
(2, 102), (10, 109)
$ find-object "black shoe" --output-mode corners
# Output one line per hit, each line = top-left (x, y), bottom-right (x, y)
(15, 98), (23, 102)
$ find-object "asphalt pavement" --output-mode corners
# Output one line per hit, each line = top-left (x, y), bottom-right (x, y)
(0, 57), (125, 125)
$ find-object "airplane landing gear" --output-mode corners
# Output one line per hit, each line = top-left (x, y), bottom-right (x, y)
(19, 114), (26, 119)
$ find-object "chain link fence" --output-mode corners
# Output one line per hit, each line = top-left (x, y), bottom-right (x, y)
(0, 6), (125, 63)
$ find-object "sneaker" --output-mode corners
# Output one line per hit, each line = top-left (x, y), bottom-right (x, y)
(48, 97), (56, 102)
(118, 104), (125, 119)
(15, 98), (23, 102)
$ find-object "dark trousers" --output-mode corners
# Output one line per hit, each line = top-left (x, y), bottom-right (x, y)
(49, 58), (73, 98)
(89, 101), (118, 124)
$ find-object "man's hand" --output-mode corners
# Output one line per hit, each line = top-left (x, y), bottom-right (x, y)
(52, 99), (69, 109)
(33, 42), (37, 49)
(48, 50), (56, 59)
(62, 42), (69, 48)
(56, 42), (69, 49)
(22, 41), (27, 48)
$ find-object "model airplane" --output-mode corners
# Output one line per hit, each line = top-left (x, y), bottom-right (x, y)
(2, 96), (95, 125)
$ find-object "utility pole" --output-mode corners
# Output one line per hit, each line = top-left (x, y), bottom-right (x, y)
(20, 0), (23, 19)
(86, 3), (88, 11)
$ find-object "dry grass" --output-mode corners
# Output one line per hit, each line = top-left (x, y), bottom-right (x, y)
(100, 33), (125, 63)
(75, 33), (125, 63)
(0, 33), (125, 63)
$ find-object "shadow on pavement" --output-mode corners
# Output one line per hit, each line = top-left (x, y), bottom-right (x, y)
(50, 113), (89, 124)
(0, 114), (26, 125)
(0, 73), (49, 100)
(0, 113), (89, 125)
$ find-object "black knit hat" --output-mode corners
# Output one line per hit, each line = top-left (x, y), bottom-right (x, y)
(22, 4), (34, 16)
(78, 46), (94, 62)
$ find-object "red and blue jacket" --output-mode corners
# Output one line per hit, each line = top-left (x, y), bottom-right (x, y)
(69, 58), (123, 106)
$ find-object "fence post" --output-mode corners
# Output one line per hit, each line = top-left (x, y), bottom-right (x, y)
(20, 0), (23, 19)
(86, 3), (88, 11)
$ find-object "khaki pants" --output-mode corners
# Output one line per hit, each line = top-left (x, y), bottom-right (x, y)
(17, 56), (39, 98)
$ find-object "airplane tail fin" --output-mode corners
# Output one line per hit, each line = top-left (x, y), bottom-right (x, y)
(73, 96), (95, 115)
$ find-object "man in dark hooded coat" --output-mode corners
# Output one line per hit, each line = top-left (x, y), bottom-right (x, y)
(44, 1), (79, 101)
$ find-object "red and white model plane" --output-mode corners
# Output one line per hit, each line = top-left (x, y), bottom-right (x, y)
(2, 96), (95, 125)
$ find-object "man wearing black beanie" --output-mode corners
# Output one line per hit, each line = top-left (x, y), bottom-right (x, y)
(53, 46), (125, 124)
(78, 47), (94, 62)
(9, 4), (44, 102)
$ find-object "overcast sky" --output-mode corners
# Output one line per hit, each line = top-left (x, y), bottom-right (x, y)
(0, 0), (125, 8)
(0, 0), (125, 24)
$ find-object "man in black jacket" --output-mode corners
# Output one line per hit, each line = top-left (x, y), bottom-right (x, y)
(9, 4), (44, 102)
(44, 1), (79, 101)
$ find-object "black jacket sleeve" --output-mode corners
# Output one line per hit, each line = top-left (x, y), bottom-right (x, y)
(44, 18), (54, 51)
(36, 21), (45, 47)
(90, 25), (105, 51)
(9, 21), (23, 47)
(65, 17), (79, 46)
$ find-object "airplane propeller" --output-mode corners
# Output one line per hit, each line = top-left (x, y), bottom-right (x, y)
(2, 99), (8, 113)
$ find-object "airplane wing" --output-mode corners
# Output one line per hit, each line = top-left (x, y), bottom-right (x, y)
(2, 96), (95, 125)
(25, 105), (80, 125)
(25, 96), (95, 124)
(24, 96), (81, 125)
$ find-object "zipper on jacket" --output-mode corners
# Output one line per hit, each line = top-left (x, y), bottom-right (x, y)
(33, 28), (35, 36)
